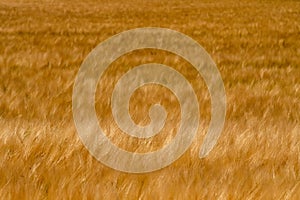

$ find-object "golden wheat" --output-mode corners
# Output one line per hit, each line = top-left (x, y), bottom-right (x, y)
(0, 0), (299, 199)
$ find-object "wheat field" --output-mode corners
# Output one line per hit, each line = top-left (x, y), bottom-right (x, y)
(0, 0), (300, 199)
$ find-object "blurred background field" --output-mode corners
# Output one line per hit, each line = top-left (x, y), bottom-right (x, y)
(0, 0), (300, 199)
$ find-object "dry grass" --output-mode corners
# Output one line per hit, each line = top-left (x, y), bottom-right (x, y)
(0, 0), (300, 199)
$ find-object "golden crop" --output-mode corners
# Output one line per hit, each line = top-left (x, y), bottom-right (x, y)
(0, 0), (299, 199)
